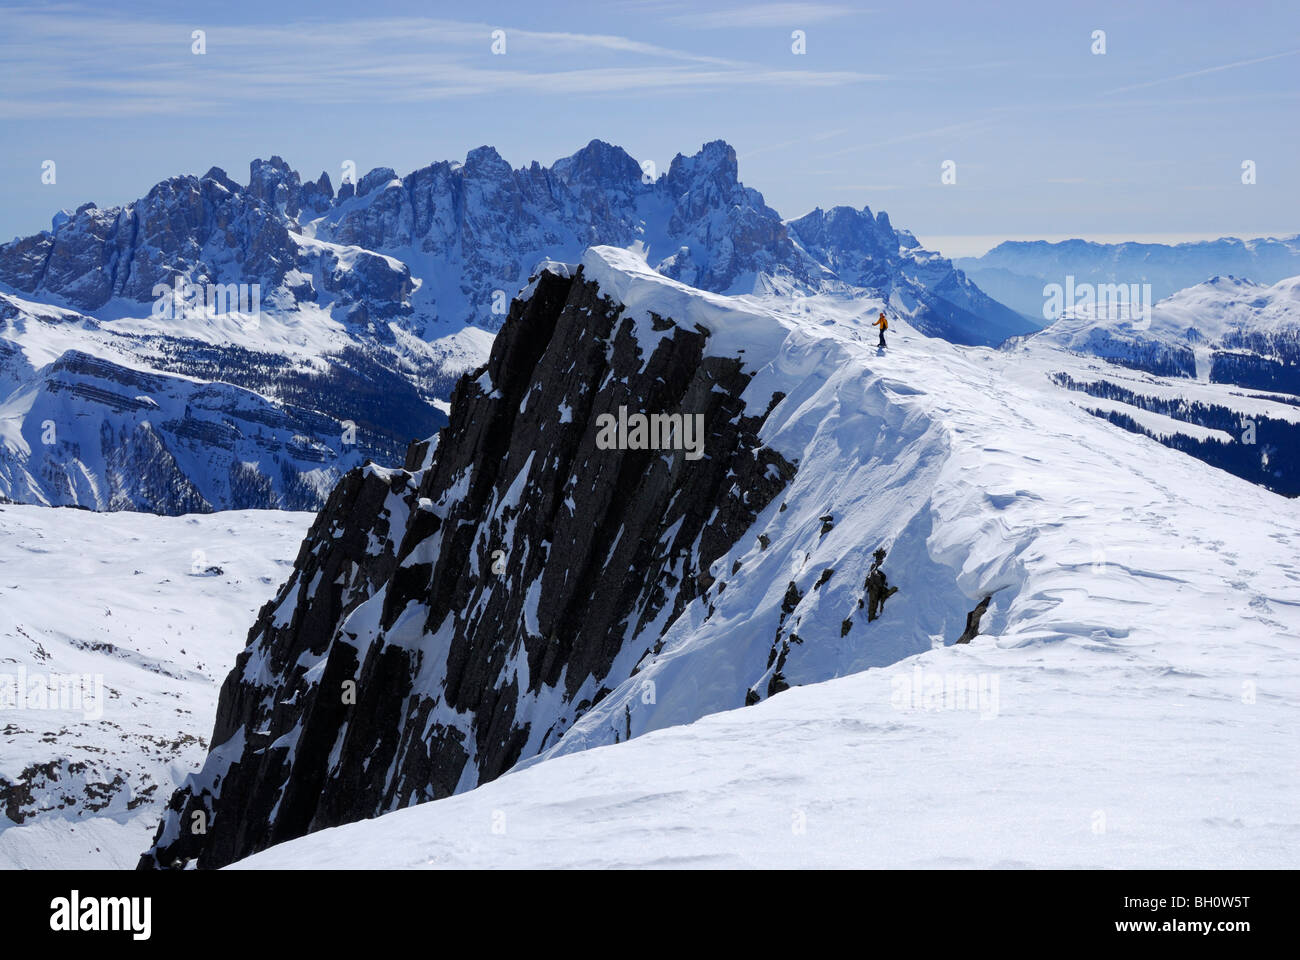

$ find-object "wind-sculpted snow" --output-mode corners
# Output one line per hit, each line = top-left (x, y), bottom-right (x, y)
(528, 252), (1024, 757)
(230, 255), (1300, 870)
(141, 249), (805, 868)
(139, 246), (1114, 869)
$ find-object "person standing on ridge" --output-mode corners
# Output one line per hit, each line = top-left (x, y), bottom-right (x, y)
(873, 311), (889, 349)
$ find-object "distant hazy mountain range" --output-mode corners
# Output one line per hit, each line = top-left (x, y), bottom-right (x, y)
(956, 235), (1300, 322)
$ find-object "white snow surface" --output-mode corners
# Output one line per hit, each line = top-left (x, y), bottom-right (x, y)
(0, 505), (312, 868)
(232, 247), (1300, 869)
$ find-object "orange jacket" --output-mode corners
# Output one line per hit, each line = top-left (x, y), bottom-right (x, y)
(873, 314), (888, 330)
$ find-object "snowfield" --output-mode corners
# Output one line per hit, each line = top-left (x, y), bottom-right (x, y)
(234, 653), (1296, 869)
(0, 505), (312, 868)
(231, 249), (1300, 869)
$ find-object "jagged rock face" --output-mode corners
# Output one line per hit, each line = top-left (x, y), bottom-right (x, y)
(0, 137), (1028, 340)
(247, 156), (303, 219)
(317, 246), (413, 314)
(34, 205), (123, 309)
(1, 137), (1027, 517)
(0, 231), (56, 294)
(550, 138), (644, 220)
(0, 335), (442, 514)
(301, 138), (1026, 342)
(787, 205), (899, 287)
(656, 142), (792, 291)
(0, 166), (393, 320)
(139, 266), (795, 869)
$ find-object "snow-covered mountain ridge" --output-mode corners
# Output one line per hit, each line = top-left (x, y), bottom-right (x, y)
(140, 247), (1300, 869)
(1, 140), (1029, 515)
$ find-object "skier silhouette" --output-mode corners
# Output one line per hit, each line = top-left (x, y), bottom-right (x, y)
(872, 311), (889, 349)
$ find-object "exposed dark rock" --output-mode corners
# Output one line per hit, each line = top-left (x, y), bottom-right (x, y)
(864, 547), (899, 622)
(781, 581), (802, 618)
(766, 671), (789, 698)
(139, 265), (796, 869)
(957, 595), (993, 644)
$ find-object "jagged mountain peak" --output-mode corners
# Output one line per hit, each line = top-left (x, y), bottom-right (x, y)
(140, 241), (1300, 871)
(355, 165), (399, 197)
(788, 204), (892, 246)
(1, 137), (1028, 344)
(138, 247), (813, 867)
(666, 138), (739, 186)
(462, 144), (512, 176)
(201, 166), (243, 194)
(551, 138), (643, 186)
(247, 155), (302, 213)
(0, 137), (1040, 515)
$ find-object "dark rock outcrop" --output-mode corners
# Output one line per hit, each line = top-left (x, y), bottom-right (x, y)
(139, 265), (795, 869)
(957, 595), (993, 644)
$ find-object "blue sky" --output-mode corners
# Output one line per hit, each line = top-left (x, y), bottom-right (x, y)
(2, 0), (1297, 256)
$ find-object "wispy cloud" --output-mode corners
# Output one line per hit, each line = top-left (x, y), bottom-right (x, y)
(1102, 48), (1300, 96)
(0, 6), (878, 118)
